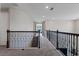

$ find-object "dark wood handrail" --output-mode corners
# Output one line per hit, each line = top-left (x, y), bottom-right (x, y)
(7, 30), (39, 33)
(47, 30), (79, 36)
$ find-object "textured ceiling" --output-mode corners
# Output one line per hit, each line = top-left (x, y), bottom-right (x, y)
(1, 3), (79, 22)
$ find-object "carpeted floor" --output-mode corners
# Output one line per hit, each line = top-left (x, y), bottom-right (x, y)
(0, 46), (62, 56)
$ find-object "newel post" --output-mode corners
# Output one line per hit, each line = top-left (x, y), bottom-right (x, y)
(6, 30), (10, 48)
(49, 30), (50, 41)
(56, 30), (58, 49)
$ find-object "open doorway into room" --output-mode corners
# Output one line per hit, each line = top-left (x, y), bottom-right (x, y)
(35, 23), (42, 33)
(33, 21), (45, 36)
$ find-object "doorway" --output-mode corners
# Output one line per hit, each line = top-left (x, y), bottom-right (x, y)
(35, 23), (42, 33)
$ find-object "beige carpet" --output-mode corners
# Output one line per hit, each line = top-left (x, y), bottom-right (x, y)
(0, 46), (62, 56)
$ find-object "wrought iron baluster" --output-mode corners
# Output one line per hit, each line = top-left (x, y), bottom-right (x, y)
(73, 35), (75, 56)
(76, 36), (78, 56)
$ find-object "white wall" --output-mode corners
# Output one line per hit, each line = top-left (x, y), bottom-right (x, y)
(73, 19), (79, 33)
(9, 7), (33, 31)
(45, 20), (74, 32)
(0, 7), (34, 45)
(0, 11), (8, 45)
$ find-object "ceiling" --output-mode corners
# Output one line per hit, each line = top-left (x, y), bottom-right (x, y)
(1, 3), (79, 22)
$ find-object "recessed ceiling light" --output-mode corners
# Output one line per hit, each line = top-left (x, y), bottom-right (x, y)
(43, 16), (45, 18)
(45, 6), (49, 9)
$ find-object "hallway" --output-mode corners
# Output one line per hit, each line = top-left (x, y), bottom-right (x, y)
(1, 3), (79, 56)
